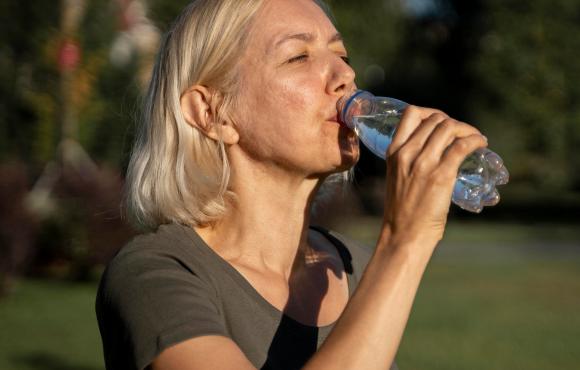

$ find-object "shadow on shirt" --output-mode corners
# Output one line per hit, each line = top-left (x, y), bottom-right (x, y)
(261, 227), (354, 370)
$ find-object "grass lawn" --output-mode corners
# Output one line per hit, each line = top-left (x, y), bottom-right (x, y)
(335, 218), (580, 369)
(398, 259), (580, 370)
(0, 279), (103, 370)
(0, 220), (579, 370)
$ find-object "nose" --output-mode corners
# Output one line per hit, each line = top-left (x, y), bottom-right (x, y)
(326, 55), (356, 97)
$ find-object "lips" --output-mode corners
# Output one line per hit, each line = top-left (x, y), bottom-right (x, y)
(326, 113), (351, 130)
(326, 114), (339, 122)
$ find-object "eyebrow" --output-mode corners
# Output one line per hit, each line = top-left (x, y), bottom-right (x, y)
(272, 32), (343, 50)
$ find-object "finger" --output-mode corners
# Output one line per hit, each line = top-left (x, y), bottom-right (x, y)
(392, 113), (447, 171)
(415, 119), (482, 166)
(404, 112), (448, 152)
(439, 134), (488, 174)
(388, 105), (447, 156)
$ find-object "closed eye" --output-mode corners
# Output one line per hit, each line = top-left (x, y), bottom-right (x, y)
(288, 54), (308, 64)
(341, 56), (351, 65)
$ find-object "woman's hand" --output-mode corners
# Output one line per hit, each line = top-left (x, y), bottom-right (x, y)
(379, 105), (488, 252)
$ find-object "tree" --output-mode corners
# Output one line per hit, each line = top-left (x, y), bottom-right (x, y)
(465, 0), (580, 193)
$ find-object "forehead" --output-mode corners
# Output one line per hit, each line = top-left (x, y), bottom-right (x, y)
(250, 0), (338, 50)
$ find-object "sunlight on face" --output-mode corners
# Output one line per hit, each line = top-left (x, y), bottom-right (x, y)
(230, 0), (359, 177)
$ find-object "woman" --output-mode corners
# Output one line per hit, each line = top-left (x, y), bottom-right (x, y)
(96, 0), (487, 369)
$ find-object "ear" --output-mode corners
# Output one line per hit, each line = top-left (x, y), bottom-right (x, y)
(180, 85), (239, 145)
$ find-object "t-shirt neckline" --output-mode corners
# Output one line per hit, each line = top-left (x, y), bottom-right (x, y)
(174, 223), (354, 330)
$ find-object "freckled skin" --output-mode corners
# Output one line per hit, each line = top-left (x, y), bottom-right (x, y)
(230, 0), (359, 177)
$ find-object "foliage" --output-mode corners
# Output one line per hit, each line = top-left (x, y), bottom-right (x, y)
(465, 0), (580, 191)
(328, 0), (407, 89)
(0, 1), (60, 165)
(2, 0), (579, 190)
(1, 0), (579, 284)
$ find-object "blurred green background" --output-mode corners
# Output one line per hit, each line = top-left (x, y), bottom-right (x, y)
(0, 0), (579, 369)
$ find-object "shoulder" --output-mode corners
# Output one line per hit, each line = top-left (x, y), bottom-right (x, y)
(112, 223), (195, 260)
(104, 223), (208, 276)
(327, 229), (374, 275)
(96, 223), (221, 316)
(100, 224), (189, 284)
(310, 226), (374, 278)
(96, 223), (229, 370)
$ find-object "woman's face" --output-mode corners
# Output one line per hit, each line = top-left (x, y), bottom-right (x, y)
(231, 0), (358, 177)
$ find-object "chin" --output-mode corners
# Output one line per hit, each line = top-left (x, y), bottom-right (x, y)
(336, 152), (359, 172)
(324, 146), (359, 174)
(310, 148), (358, 178)
(337, 130), (360, 168)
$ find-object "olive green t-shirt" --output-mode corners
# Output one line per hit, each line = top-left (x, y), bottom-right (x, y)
(96, 223), (399, 370)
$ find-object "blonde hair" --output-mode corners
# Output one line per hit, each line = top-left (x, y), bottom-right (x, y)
(125, 0), (264, 230)
(126, 0), (350, 230)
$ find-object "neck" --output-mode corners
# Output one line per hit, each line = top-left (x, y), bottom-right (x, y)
(195, 156), (324, 280)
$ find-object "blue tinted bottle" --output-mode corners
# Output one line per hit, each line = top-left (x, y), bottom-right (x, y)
(338, 90), (509, 213)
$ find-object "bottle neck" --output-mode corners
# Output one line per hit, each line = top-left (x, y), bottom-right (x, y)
(338, 90), (375, 129)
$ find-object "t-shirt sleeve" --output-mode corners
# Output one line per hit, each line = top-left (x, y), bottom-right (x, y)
(96, 246), (229, 370)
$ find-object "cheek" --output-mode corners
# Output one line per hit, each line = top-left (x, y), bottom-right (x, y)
(237, 57), (321, 124)
(278, 79), (314, 109)
(232, 64), (329, 159)
(251, 80), (316, 136)
(231, 96), (301, 160)
(240, 80), (318, 139)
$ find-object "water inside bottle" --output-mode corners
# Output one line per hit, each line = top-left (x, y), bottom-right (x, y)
(352, 113), (401, 159)
(350, 109), (509, 213)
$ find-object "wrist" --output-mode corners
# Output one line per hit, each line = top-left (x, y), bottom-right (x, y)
(375, 223), (438, 265)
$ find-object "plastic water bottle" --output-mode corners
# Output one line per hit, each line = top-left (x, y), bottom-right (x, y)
(338, 90), (509, 213)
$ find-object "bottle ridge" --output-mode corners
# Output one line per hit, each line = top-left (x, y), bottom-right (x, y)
(339, 90), (509, 213)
